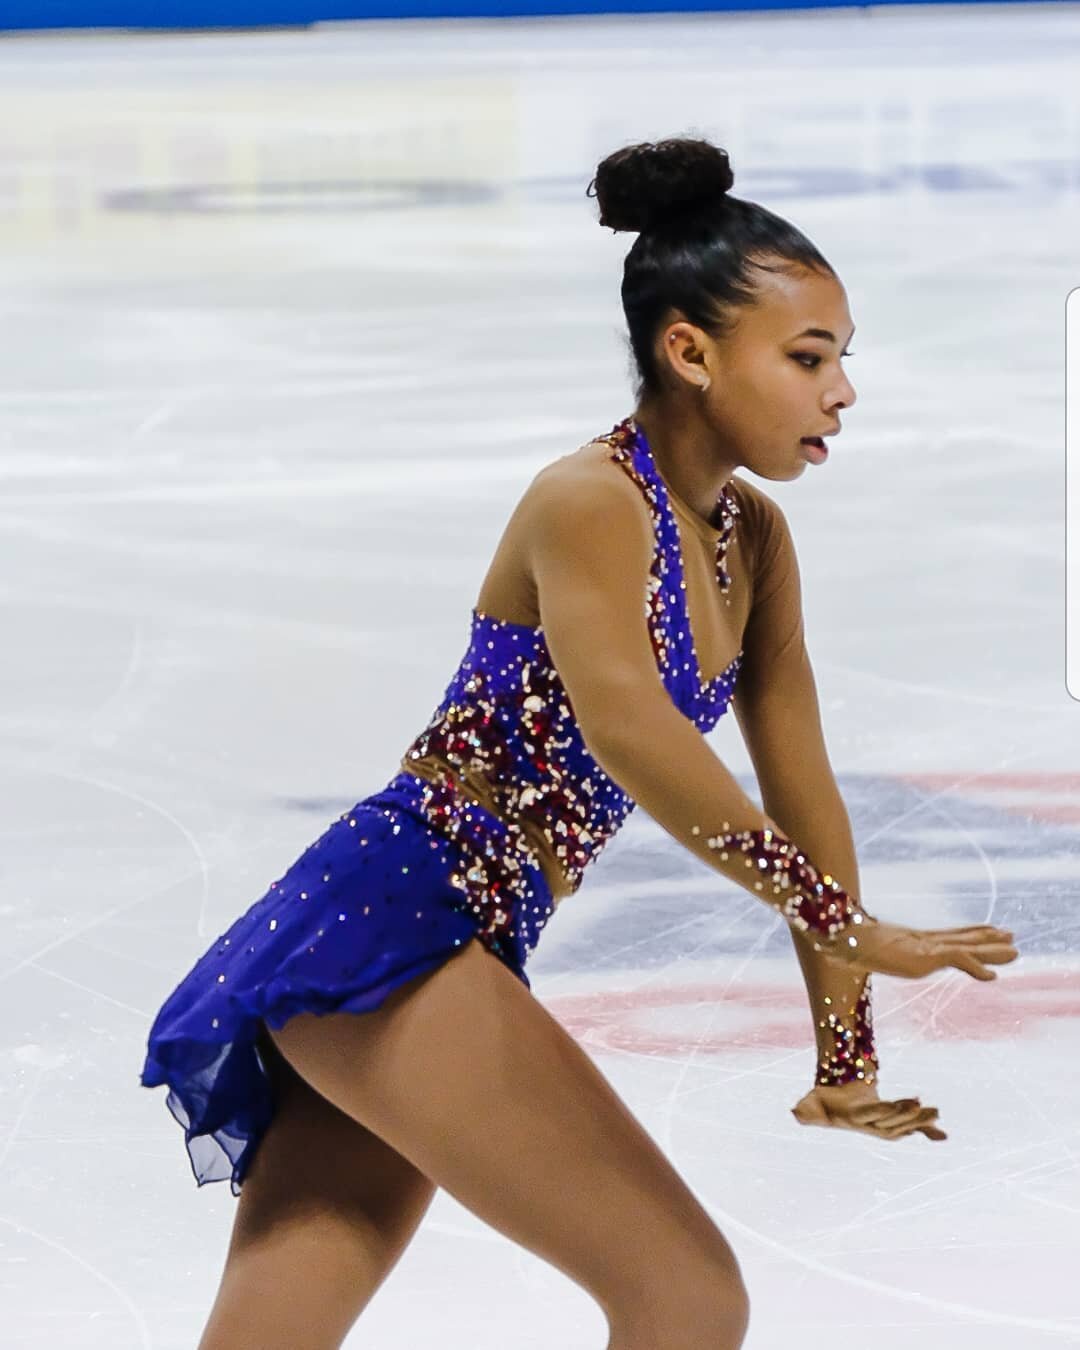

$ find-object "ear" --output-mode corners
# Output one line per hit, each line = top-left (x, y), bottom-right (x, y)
(661, 322), (711, 393)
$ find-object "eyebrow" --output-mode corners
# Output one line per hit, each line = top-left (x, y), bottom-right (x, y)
(793, 326), (856, 345)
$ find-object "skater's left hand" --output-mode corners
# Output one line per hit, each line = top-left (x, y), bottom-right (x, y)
(791, 1080), (947, 1142)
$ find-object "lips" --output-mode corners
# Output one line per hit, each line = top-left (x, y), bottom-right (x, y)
(800, 437), (828, 465)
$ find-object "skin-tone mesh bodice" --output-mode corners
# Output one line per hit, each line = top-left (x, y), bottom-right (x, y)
(400, 417), (793, 902)
(399, 416), (876, 1089)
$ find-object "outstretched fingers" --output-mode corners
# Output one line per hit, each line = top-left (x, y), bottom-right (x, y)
(932, 925), (1015, 944)
(876, 1105), (943, 1140)
(851, 1098), (946, 1141)
(913, 925), (1018, 981)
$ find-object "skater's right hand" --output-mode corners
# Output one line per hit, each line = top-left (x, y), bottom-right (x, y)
(817, 918), (1019, 981)
(791, 1080), (948, 1143)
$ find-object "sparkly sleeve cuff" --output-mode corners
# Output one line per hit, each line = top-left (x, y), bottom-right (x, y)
(702, 826), (879, 1089)
(704, 826), (866, 939)
(815, 975), (878, 1087)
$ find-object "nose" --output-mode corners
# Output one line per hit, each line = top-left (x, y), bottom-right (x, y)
(827, 370), (857, 413)
(841, 369), (857, 409)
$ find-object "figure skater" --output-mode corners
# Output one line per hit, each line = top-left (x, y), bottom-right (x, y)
(141, 136), (1018, 1350)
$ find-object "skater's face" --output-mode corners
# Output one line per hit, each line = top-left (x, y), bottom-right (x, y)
(658, 264), (857, 481)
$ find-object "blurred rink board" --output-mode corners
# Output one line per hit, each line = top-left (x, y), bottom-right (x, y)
(0, 75), (517, 249)
(2, 52), (1078, 249)
(0, 0), (1063, 32)
(0, 0), (1057, 35)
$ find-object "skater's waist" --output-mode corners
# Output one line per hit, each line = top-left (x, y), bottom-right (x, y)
(398, 754), (574, 902)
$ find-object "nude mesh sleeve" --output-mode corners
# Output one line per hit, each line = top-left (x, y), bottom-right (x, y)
(734, 485), (877, 1087)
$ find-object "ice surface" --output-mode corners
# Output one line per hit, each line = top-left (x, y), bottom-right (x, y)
(1, 5), (1078, 1346)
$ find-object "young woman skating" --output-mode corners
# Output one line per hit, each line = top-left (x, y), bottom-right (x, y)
(142, 136), (1018, 1350)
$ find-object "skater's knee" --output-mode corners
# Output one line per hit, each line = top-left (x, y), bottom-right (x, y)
(690, 1271), (750, 1350)
(606, 1260), (750, 1350)
(712, 1274), (751, 1348)
(680, 1246), (751, 1346)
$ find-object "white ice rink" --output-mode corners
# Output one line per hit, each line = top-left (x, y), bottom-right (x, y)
(1, 3), (1079, 1345)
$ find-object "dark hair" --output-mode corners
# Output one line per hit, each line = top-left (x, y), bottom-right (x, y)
(587, 137), (835, 399)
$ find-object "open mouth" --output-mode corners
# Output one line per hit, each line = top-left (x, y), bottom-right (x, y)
(800, 437), (828, 464)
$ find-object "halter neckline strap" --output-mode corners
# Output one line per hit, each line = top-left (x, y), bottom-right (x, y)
(626, 416), (738, 545)
(624, 417), (740, 597)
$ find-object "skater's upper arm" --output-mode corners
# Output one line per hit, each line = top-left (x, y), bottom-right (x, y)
(733, 490), (837, 811)
(526, 460), (668, 753)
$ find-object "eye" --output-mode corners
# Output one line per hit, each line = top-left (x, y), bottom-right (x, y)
(792, 349), (855, 369)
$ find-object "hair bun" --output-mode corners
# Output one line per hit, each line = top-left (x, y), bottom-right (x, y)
(587, 137), (735, 234)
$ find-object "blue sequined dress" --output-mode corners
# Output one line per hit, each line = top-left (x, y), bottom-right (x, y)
(140, 417), (743, 1193)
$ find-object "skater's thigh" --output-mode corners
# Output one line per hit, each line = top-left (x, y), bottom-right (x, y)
(266, 938), (742, 1318)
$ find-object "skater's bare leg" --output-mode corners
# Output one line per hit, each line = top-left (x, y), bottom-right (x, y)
(268, 938), (750, 1350)
(197, 1031), (436, 1350)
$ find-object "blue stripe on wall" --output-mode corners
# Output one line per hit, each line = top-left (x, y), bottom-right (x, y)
(0, 0), (1053, 35)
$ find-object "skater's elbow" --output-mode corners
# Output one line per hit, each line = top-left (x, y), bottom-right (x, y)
(575, 674), (660, 755)
(577, 683), (688, 785)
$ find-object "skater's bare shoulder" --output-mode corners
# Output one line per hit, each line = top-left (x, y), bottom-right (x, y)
(515, 449), (669, 743)
(520, 438), (656, 555)
(474, 441), (653, 629)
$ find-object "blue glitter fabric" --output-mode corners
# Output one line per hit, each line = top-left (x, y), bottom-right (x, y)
(140, 773), (552, 1193)
(140, 417), (743, 1193)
